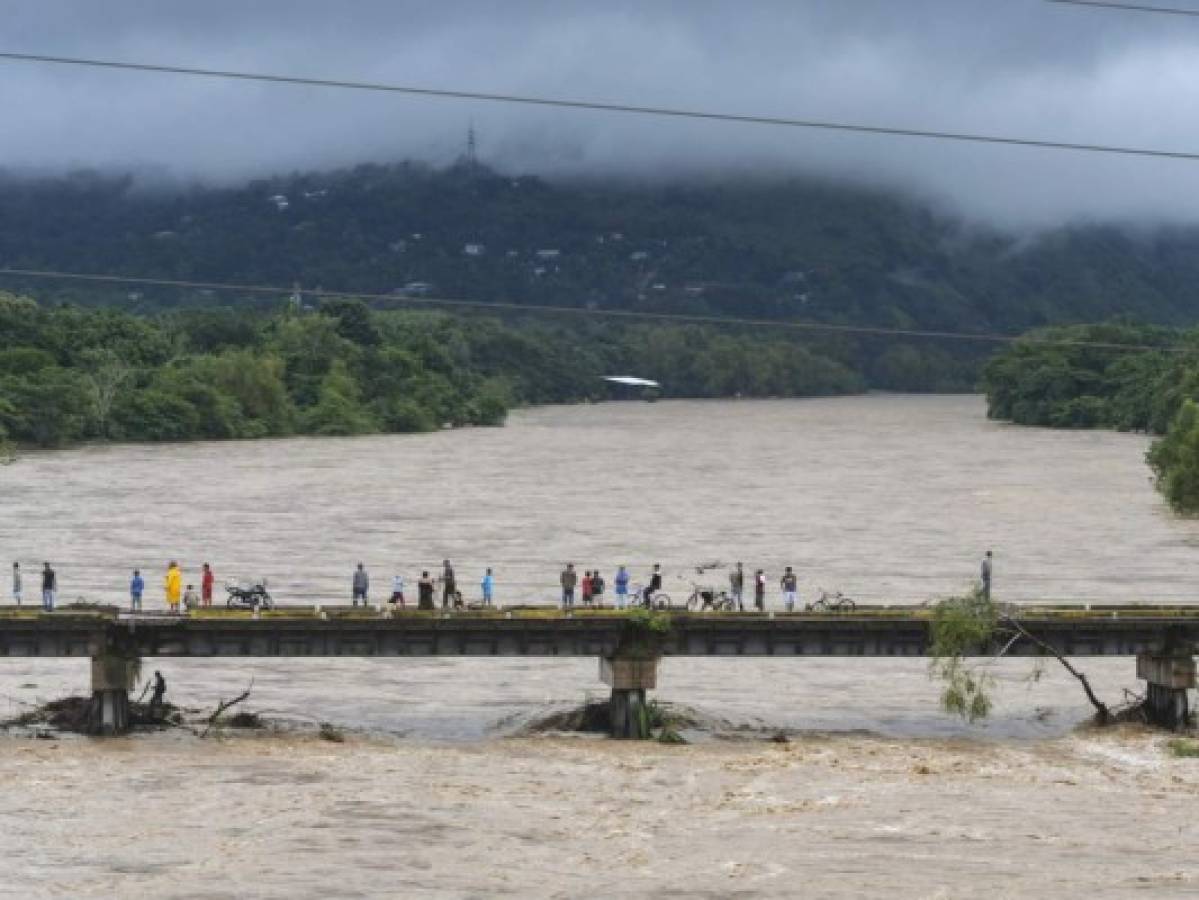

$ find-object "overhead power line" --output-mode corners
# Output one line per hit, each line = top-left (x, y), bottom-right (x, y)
(0, 266), (1193, 355)
(2, 51), (1199, 163)
(1045, 0), (1199, 16)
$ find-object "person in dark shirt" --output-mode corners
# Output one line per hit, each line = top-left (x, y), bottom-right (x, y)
(560, 564), (577, 609)
(418, 571), (435, 610)
(645, 564), (663, 606)
(442, 560), (457, 609)
(41, 562), (56, 612)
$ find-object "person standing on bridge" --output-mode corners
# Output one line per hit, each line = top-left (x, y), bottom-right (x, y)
(980, 550), (993, 601)
(41, 562), (56, 612)
(352, 563), (369, 606)
(481, 568), (494, 607)
(390, 572), (406, 607)
(12, 562), (21, 607)
(780, 566), (798, 612)
(560, 563), (577, 609)
(164, 561), (182, 613)
(581, 571), (594, 607)
(753, 569), (766, 612)
(730, 563), (745, 612)
(130, 569), (144, 612)
(614, 566), (630, 609)
(591, 569), (605, 607)
(201, 563), (215, 609)
(442, 560), (457, 609)
(418, 571), (435, 610)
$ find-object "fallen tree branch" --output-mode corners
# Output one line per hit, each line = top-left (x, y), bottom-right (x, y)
(999, 615), (1111, 723)
(200, 678), (254, 738)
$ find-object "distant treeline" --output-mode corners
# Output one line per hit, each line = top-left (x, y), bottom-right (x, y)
(0, 291), (910, 449)
(982, 321), (1199, 513)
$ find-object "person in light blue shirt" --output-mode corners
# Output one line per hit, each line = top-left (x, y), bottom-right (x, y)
(130, 569), (145, 611)
(614, 566), (630, 610)
(481, 568), (495, 606)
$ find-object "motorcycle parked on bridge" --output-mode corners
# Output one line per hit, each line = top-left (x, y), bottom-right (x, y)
(225, 579), (274, 611)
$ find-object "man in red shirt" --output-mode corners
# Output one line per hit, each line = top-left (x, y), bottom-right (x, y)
(201, 562), (215, 608)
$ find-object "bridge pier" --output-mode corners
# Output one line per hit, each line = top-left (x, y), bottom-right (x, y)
(600, 656), (659, 739)
(89, 655), (137, 735)
(1137, 653), (1195, 731)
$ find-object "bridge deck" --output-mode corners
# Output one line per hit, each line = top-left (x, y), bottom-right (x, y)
(0, 605), (1195, 658)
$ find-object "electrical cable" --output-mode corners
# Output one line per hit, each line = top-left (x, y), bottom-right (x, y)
(1, 50), (1199, 162)
(1, 265), (1194, 354)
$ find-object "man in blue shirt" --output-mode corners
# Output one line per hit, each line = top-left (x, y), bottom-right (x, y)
(614, 566), (630, 609)
(130, 569), (145, 611)
(481, 568), (495, 606)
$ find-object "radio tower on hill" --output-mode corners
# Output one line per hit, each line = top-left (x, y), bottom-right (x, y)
(465, 120), (479, 173)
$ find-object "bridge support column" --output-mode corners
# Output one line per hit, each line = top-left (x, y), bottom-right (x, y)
(600, 656), (659, 739)
(1137, 653), (1195, 731)
(89, 655), (137, 736)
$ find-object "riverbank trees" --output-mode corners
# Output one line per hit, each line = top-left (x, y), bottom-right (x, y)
(0, 291), (865, 448)
(982, 321), (1199, 514)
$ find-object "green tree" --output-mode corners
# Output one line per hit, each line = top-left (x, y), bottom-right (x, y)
(303, 361), (376, 435)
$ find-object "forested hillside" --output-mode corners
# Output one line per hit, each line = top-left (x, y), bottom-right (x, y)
(5, 162), (1199, 336)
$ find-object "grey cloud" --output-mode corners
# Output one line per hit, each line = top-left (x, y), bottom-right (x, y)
(1, 0), (1198, 226)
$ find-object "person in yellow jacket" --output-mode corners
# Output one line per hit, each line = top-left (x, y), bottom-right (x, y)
(165, 561), (182, 613)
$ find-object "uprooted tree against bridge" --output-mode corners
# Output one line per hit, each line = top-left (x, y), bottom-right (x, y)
(929, 589), (1120, 726)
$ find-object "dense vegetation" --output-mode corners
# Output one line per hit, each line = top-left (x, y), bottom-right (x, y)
(0, 292), (867, 448)
(982, 322), (1199, 513)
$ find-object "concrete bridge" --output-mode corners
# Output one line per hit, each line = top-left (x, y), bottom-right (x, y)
(0, 605), (1195, 736)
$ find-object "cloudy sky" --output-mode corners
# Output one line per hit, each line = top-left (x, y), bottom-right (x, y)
(2, 0), (1199, 225)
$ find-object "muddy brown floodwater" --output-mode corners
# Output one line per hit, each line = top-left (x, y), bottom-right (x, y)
(1, 395), (1197, 898)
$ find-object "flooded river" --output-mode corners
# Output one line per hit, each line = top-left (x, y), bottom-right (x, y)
(1, 395), (1197, 898)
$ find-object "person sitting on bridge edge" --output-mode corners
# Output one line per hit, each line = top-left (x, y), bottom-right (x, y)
(481, 568), (494, 607)
(41, 562), (56, 612)
(164, 561), (182, 613)
(418, 571), (435, 610)
(130, 569), (144, 612)
(441, 560), (457, 609)
(352, 563), (369, 606)
(614, 566), (630, 609)
(182, 584), (200, 612)
(781, 566), (798, 612)
(980, 550), (993, 601)
(730, 562), (745, 612)
(149, 670), (167, 718)
(201, 563), (215, 608)
(390, 572), (405, 607)
(12, 561), (21, 607)
(645, 564), (663, 606)
(590, 569), (605, 607)
(560, 563), (577, 609)
(754, 569), (766, 612)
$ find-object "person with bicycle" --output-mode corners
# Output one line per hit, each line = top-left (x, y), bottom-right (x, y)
(644, 563), (663, 607)
(729, 562), (745, 611)
(780, 566), (798, 612)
